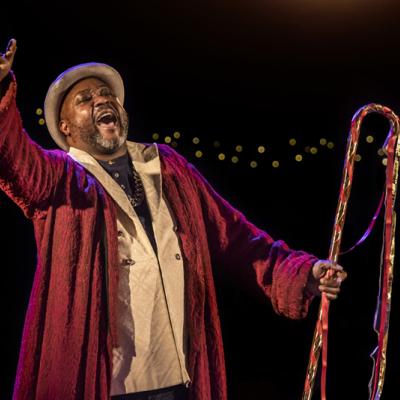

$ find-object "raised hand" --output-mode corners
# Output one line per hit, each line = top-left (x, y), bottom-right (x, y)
(0, 38), (17, 83)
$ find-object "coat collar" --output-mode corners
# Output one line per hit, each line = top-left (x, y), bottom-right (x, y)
(68, 141), (162, 221)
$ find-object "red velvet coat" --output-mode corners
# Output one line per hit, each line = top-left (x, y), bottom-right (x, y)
(0, 76), (318, 400)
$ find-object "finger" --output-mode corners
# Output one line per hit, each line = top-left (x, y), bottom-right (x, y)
(319, 285), (340, 294)
(5, 39), (17, 61)
(7, 38), (17, 53)
(320, 277), (342, 287)
(329, 264), (344, 272)
(324, 292), (338, 300)
(338, 270), (347, 281)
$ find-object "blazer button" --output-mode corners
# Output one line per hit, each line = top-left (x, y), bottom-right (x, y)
(124, 258), (135, 266)
(175, 253), (181, 260)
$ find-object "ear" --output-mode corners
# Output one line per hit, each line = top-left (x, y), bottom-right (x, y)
(59, 119), (71, 137)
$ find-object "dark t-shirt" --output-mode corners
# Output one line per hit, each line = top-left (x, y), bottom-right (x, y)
(98, 152), (158, 254)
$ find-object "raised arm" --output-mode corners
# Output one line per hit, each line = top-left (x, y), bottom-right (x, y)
(0, 39), (66, 219)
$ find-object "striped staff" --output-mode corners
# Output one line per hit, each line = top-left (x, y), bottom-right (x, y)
(302, 104), (400, 400)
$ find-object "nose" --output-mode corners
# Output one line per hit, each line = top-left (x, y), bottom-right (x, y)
(93, 92), (110, 108)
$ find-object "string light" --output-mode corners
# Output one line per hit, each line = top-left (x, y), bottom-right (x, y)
(295, 154), (303, 162)
(272, 160), (280, 168)
(257, 146), (266, 154)
(32, 114), (352, 170)
(366, 135), (374, 143)
(250, 161), (257, 168)
(355, 154), (362, 162)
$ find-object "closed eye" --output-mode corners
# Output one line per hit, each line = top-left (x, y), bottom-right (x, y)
(75, 93), (92, 105)
(99, 87), (114, 97)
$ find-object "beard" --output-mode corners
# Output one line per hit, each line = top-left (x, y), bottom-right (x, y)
(78, 107), (129, 154)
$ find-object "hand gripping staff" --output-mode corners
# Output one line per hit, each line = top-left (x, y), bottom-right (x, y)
(302, 104), (400, 400)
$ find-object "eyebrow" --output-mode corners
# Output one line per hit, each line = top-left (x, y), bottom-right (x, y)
(75, 85), (110, 97)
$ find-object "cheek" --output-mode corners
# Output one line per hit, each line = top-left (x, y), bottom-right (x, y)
(72, 109), (95, 130)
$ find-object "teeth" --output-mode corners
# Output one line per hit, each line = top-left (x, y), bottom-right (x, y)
(97, 112), (116, 124)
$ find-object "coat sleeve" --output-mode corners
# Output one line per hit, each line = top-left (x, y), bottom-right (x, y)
(0, 73), (66, 219)
(184, 158), (319, 320)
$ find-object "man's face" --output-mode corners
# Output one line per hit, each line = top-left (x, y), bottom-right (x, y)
(59, 77), (129, 155)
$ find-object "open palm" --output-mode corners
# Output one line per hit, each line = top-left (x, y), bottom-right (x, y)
(0, 39), (17, 83)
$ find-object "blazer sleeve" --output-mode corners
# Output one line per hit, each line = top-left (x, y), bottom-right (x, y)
(0, 73), (66, 219)
(185, 159), (319, 319)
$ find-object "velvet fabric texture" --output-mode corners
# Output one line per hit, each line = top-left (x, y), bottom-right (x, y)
(0, 75), (318, 399)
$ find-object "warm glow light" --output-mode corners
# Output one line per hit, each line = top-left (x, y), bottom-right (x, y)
(295, 154), (303, 162)
(258, 146), (266, 154)
(214, 141), (221, 148)
(36, 108), (43, 116)
(310, 147), (318, 154)
(272, 160), (280, 168)
(171, 141), (178, 148)
(366, 135), (374, 143)
(218, 153), (226, 160)
(377, 148), (385, 156)
(193, 137), (200, 144)
(320, 138), (327, 146)
(152, 133), (159, 140)
(235, 145), (243, 152)
(173, 131), (181, 139)
(355, 154), (362, 162)
(164, 136), (172, 143)
(231, 156), (239, 163)
(327, 142), (335, 149)
(250, 161), (257, 168)
(39, 118), (45, 125)
(382, 158), (388, 166)
(195, 150), (203, 158)
(289, 138), (296, 146)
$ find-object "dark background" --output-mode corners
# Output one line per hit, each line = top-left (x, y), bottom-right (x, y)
(1, 0), (400, 398)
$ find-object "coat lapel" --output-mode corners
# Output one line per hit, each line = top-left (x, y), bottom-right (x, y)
(68, 141), (162, 222)
(127, 141), (162, 223)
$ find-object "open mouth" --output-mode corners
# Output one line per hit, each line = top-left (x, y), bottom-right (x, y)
(96, 110), (118, 127)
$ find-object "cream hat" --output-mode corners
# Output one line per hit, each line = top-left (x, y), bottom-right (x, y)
(44, 62), (125, 151)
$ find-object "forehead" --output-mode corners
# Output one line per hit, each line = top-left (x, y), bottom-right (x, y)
(67, 77), (109, 98)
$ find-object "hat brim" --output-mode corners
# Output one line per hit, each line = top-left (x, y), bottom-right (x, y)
(44, 62), (125, 151)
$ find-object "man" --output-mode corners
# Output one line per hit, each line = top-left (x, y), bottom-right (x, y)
(0, 39), (346, 400)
